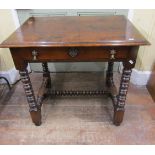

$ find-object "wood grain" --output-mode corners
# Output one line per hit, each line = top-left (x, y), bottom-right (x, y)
(0, 16), (150, 48)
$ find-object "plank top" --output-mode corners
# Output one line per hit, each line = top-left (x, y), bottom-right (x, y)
(0, 15), (150, 48)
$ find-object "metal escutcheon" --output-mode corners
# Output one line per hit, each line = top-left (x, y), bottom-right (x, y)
(110, 49), (116, 59)
(32, 50), (38, 60)
(68, 48), (79, 57)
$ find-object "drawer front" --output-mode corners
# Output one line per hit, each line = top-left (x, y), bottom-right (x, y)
(16, 47), (130, 62)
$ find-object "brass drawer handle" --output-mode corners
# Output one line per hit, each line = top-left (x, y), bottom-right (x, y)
(32, 50), (38, 60)
(110, 49), (116, 59)
(68, 48), (79, 57)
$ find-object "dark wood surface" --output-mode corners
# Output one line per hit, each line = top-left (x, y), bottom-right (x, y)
(0, 16), (150, 126)
(10, 46), (130, 70)
(0, 16), (149, 48)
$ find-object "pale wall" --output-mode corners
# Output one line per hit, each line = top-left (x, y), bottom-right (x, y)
(0, 9), (16, 71)
(132, 9), (155, 71)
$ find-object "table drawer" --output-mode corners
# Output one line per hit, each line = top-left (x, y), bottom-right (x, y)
(13, 47), (130, 62)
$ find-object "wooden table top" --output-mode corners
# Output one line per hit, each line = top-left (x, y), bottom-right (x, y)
(0, 15), (150, 48)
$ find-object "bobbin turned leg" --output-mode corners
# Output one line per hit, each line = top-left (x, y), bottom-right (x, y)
(106, 62), (114, 87)
(36, 62), (52, 107)
(106, 62), (117, 106)
(113, 64), (132, 126)
(19, 69), (41, 126)
(36, 62), (52, 108)
(42, 62), (51, 88)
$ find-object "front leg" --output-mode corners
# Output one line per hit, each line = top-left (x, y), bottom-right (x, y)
(113, 64), (132, 126)
(19, 69), (41, 126)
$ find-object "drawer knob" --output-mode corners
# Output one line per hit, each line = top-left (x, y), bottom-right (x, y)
(32, 50), (38, 60)
(110, 49), (116, 59)
(68, 48), (79, 57)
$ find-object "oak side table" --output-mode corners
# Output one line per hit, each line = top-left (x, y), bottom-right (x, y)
(0, 16), (149, 126)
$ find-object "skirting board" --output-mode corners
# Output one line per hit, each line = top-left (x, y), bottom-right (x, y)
(0, 64), (31, 84)
(130, 69), (151, 86)
(118, 63), (151, 86)
(0, 67), (20, 84)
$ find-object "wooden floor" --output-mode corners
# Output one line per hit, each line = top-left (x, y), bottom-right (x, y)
(0, 72), (155, 144)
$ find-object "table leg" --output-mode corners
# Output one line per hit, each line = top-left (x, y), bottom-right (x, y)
(106, 62), (117, 106)
(42, 62), (51, 88)
(36, 63), (52, 107)
(106, 62), (114, 87)
(113, 67), (132, 126)
(19, 69), (41, 126)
